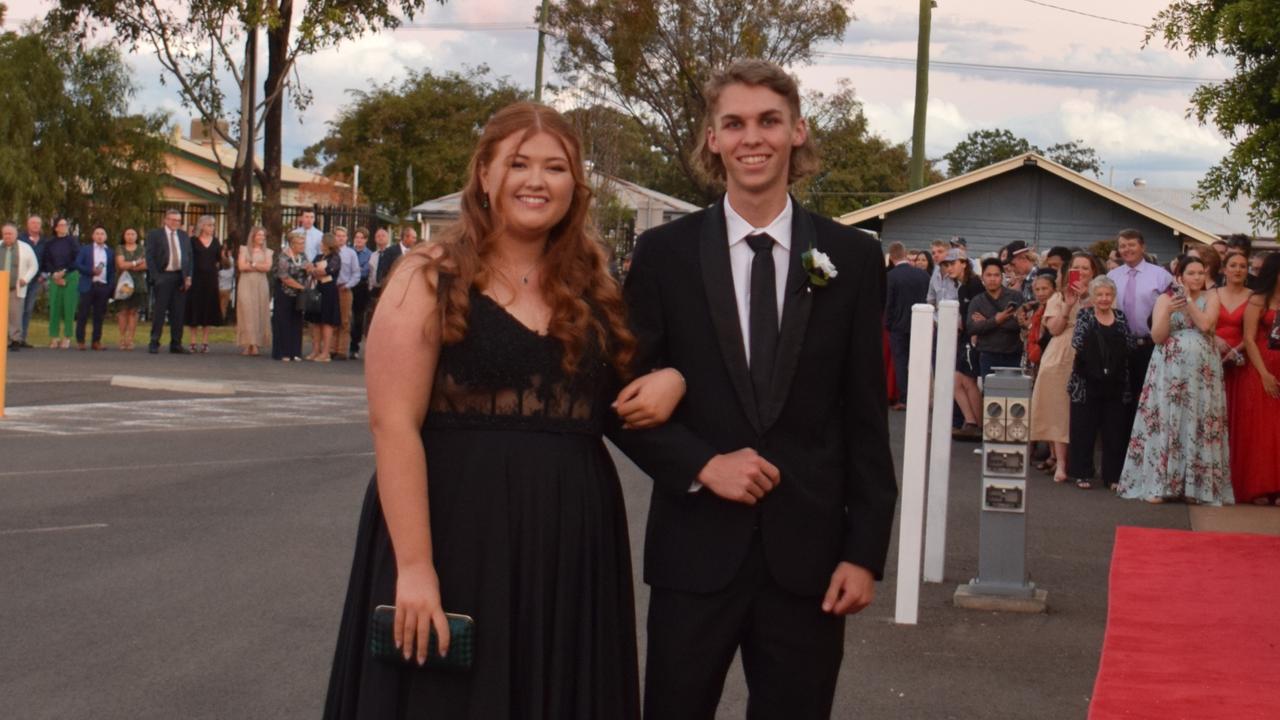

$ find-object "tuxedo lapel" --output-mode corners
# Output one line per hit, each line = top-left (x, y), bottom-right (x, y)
(760, 202), (816, 431)
(699, 200), (763, 433)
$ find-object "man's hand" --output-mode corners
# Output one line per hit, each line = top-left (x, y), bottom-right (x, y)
(696, 448), (779, 505)
(183, 277), (192, 291)
(821, 562), (875, 615)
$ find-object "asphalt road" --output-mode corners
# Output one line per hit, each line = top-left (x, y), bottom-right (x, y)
(0, 347), (1192, 719)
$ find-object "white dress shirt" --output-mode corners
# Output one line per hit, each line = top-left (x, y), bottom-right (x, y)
(724, 196), (792, 365)
(92, 244), (107, 283)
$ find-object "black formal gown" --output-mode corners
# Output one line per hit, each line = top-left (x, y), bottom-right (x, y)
(185, 237), (223, 326)
(323, 287), (640, 720)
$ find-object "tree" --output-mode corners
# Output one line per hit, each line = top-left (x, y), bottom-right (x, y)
(0, 21), (168, 233)
(547, 0), (852, 201)
(943, 129), (1104, 177)
(563, 104), (700, 202)
(53, 0), (445, 245)
(1044, 140), (1102, 177)
(295, 68), (526, 217)
(942, 129), (1035, 176)
(795, 80), (941, 217)
(1149, 0), (1280, 231)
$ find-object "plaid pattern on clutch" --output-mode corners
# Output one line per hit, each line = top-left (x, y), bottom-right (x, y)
(369, 604), (475, 671)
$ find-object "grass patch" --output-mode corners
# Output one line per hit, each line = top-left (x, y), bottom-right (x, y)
(23, 312), (239, 347)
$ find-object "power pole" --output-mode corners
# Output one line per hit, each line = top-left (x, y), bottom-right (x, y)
(534, 0), (550, 102)
(909, 0), (933, 190)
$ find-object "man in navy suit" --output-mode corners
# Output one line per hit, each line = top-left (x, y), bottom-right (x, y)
(145, 208), (193, 353)
(884, 241), (931, 408)
(73, 225), (115, 350)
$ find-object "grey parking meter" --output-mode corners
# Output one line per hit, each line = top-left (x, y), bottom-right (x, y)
(954, 367), (1047, 611)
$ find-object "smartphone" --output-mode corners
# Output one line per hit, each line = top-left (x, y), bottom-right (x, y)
(1067, 269), (1081, 289)
(1171, 284), (1187, 301)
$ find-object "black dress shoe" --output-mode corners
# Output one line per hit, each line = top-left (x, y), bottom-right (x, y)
(170, 345), (189, 354)
(148, 344), (159, 354)
(8, 341), (20, 351)
(20, 340), (33, 348)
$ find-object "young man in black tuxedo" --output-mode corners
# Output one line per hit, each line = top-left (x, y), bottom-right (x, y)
(613, 60), (898, 719)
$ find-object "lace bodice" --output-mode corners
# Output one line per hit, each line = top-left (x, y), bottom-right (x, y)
(424, 288), (615, 435)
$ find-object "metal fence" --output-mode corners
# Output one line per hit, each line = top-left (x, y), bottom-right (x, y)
(146, 204), (392, 248)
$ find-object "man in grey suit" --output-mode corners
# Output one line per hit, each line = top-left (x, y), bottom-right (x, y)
(146, 209), (193, 353)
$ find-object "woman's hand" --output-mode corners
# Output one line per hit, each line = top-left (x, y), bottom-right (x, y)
(613, 367), (686, 429)
(394, 562), (450, 665)
(1262, 373), (1280, 399)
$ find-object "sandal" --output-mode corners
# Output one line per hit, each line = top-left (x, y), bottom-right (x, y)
(1075, 479), (1092, 490)
(190, 343), (198, 353)
(201, 343), (209, 353)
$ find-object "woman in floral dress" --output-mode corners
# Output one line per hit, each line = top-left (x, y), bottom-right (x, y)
(1118, 255), (1233, 505)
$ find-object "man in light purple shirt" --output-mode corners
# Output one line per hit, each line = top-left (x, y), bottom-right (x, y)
(1107, 228), (1172, 432)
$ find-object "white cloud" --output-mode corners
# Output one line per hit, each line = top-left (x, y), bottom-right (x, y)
(1058, 98), (1227, 159)
(861, 97), (971, 156)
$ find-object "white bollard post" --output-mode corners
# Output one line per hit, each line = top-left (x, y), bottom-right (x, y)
(894, 303), (935, 625)
(923, 300), (959, 583)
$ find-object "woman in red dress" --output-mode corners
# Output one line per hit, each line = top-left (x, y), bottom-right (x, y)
(1216, 252), (1252, 414)
(1230, 253), (1280, 505)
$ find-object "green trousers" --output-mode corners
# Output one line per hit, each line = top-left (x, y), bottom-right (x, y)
(48, 270), (80, 339)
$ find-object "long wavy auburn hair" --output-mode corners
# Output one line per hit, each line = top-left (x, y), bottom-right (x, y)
(394, 102), (636, 378)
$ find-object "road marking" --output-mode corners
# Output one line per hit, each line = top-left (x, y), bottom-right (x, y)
(111, 374), (235, 395)
(0, 451), (375, 478)
(0, 394), (369, 436)
(0, 523), (109, 535)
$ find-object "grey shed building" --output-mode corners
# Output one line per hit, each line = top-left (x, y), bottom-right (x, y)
(837, 153), (1219, 262)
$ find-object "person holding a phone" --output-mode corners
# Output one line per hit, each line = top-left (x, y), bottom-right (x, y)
(73, 225), (115, 351)
(966, 257), (1026, 377)
(1117, 255), (1231, 505)
(1031, 252), (1104, 483)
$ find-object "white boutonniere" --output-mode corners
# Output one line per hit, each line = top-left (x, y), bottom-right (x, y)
(802, 247), (838, 287)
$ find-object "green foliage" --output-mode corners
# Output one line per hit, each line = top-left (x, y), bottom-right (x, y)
(295, 68), (526, 216)
(564, 105), (700, 203)
(0, 24), (167, 232)
(943, 129), (1035, 176)
(943, 129), (1103, 178)
(794, 80), (940, 217)
(1149, 0), (1280, 232)
(548, 0), (852, 200)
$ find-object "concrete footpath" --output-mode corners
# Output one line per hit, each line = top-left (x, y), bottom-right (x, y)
(0, 346), (1222, 719)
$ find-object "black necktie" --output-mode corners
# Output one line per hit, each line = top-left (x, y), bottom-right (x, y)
(746, 233), (778, 413)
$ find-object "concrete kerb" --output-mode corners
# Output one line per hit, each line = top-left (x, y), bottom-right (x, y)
(110, 374), (236, 396)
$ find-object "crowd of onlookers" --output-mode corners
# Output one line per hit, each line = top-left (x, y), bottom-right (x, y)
(3, 210), (418, 363)
(884, 230), (1280, 507)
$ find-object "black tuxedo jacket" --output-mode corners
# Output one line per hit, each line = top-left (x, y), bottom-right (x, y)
(377, 243), (407, 287)
(612, 198), (898, 597)
(885, 262), (931, 333)
(144, 227), (193, 281)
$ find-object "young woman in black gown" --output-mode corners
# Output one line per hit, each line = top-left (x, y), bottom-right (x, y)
(323, 102), (685, 719)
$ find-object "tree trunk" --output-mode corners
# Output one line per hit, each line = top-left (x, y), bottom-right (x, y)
(227, 23), (258, 255)
(262, 0), (292, 246)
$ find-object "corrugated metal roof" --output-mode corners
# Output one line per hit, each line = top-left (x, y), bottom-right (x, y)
(1117, 186), (1275, 240)
(836, 153), (1222, 245)
(410, 172), (701, 217)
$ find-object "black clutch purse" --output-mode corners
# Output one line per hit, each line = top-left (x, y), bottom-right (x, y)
(369, 604), (475, 671)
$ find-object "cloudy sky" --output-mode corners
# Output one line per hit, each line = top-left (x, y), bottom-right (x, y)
(6, 0), (1234, 191)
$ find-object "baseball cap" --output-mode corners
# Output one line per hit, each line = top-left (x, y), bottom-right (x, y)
(941, 249), (964, 263)
(949, 236), (968, 248)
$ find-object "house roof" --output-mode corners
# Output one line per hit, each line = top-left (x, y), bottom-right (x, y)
(1116, 186), (1275, 240)
(170, 134), (347, 189)
(409, 172), (701, 218)
(836, 152), (1221, 246)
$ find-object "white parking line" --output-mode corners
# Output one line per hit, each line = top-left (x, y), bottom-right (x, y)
(0, 523), (109, 535)
(0, 451), (375, 478)
(0, 393), (369, 436)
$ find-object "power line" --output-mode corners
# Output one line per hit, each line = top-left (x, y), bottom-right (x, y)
(1018, 0), (1147, 29)
(814, 50), (1224, 85)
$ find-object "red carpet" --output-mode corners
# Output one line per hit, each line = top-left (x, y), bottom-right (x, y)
(1090, 527), (1280, 719)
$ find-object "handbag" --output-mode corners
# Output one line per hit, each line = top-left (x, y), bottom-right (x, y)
(114, 271), (135, 300)
(369, 605), (474, 671)
(297, 283), (322, 315)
